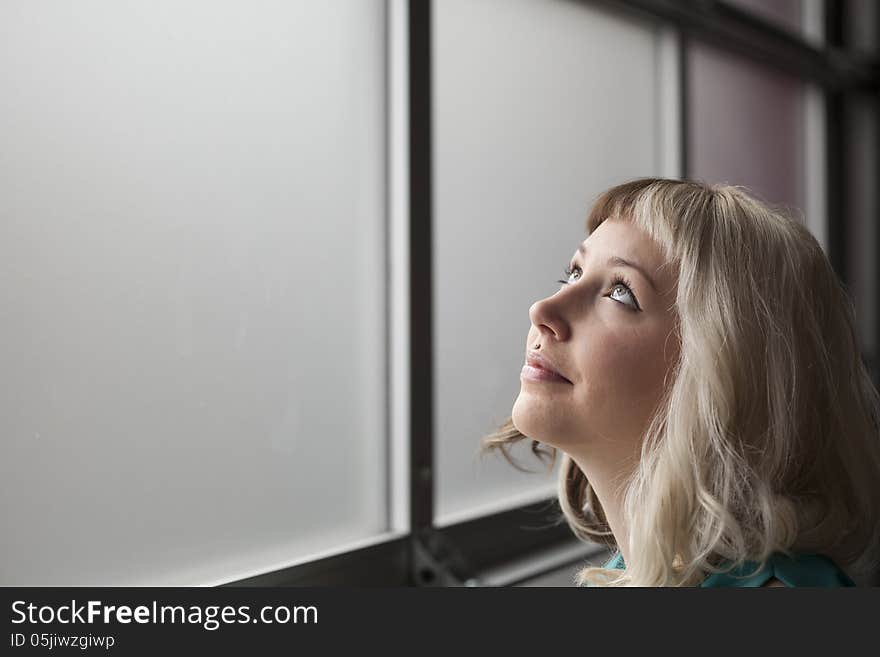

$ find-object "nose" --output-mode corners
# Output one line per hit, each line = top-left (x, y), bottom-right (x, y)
(528, 292), (571, 343)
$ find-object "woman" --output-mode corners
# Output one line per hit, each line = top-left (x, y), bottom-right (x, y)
(481, 177), (880, 587)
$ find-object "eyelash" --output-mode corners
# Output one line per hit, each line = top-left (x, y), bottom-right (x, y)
(557, 265), (642, 311)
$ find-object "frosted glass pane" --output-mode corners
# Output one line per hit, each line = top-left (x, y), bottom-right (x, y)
(434, 0), (665, 525)
(0, 0), (387, 585)
(687, 43), (806, 212)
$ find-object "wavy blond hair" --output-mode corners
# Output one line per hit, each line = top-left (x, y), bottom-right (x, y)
(481, 177), (880, 587)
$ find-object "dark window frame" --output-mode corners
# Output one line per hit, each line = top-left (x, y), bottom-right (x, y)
(225, 0), (880, 587)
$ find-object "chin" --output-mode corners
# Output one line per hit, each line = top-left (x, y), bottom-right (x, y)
(511, 392), (581, 452)
(510, 393), (530, 436)
(511, 393), (550, 443)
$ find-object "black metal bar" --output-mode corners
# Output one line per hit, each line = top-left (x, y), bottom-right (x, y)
(826, 0), (844, 48)
(875, 4), (880, 395)
(223, 537), (410, 586)
(499, 544), (611, 587)
(583, 0), (879, 92)
(435, 498), (587, 574)
(825, 1), (848, 286)
(221, 497), (578, 586)
(408, 0), (435, 585)
(826, 92), (847, 282)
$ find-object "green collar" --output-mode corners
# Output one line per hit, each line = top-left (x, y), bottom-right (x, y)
(600, 551), (855, 587)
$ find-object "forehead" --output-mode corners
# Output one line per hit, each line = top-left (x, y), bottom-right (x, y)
(578, 218), (677, 290)
(580, 219), (664, 261)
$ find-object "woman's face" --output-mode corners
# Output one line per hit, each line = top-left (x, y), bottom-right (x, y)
(512, 218), (680, 465)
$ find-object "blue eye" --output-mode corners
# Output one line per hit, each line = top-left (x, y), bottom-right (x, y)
(557, 265), (641, 312)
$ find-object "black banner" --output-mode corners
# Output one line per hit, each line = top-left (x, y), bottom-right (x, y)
(1, 587), (875, 653)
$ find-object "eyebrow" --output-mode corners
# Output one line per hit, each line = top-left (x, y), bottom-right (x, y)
(576, 243), (658, 293)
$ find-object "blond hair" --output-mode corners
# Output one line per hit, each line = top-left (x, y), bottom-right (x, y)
(481, 177), (880, 586)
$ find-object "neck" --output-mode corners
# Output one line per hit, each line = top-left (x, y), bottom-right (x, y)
(569, 452), (636, 568)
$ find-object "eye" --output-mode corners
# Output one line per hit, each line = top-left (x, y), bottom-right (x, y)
(556, 265), (581, 285)
(608, 276), (641, 311)
(557, 266), (641, 312)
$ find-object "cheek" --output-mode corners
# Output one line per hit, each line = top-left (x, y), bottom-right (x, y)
(576, 326), (675, 421)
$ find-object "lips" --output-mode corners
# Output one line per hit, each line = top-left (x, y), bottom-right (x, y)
(525, 352), (572, 383)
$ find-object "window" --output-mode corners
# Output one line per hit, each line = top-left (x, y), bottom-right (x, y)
(432, 0), (678, 526)
(0, 0), (390, 585)
(1, 0), (876, 587)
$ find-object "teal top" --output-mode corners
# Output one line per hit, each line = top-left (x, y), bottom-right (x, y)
(601, 551), (856, 587)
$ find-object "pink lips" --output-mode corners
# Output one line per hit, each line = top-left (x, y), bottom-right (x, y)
(522, 352), (572, 384)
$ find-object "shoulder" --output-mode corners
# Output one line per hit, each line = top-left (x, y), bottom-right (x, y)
(700, 552), (852, 587)
(769, 552), (855, 587)
(746, 552), (854, 587)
